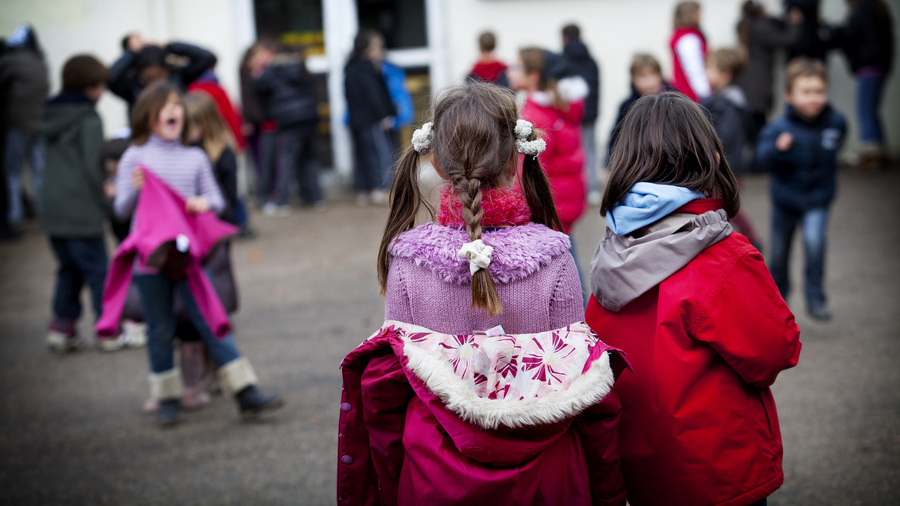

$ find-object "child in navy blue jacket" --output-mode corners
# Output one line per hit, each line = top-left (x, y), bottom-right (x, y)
(755, 57), (846, 321)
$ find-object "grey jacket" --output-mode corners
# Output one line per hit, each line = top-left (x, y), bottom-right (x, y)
(590, 210), (732, 312)
(40, 94), (109, 237)
(0, 49), (49, 131)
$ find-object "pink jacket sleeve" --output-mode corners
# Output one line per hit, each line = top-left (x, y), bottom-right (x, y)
(693, 250), (802, 388)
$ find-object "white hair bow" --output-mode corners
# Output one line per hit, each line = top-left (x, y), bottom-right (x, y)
(411, 122), (433, 155)
(458, 239), (494, 275)
(514, 119), (546, 157)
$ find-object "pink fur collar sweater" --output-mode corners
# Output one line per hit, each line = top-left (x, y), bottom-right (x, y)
(385, 222), (584, 335)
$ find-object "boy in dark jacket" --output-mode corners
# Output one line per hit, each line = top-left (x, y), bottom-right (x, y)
(703, 48), (762, 249)
(607, 54), (674, 164)
(41, 55), (112, 352)
(253, 46), (322, 214)
(562, 24), (601, 205)
(756, 57), (846, 321)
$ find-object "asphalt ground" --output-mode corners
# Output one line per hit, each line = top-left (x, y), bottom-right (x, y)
(1, 167), (898, 505)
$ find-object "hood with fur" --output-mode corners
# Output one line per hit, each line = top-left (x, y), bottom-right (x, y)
(390, 222), (571, 285)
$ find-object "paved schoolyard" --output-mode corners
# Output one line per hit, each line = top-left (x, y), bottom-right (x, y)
(1, 168), (898, 505)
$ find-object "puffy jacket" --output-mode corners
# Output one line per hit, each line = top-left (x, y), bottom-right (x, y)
(563, 39), (600, 124)
(40, 93), (108, 237)
(254, 55), (318, 129)
(521, 80), (587, 233)
(0, 48), (49, 131)
(755, 104), (846, 212)
(586, 199), (801, 506)
(337, 321), (629, 506)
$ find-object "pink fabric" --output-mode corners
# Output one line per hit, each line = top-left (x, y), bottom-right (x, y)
(95, 168), (237, 338)
(520, 97), (587, 233)
(337, 324), (630, 505)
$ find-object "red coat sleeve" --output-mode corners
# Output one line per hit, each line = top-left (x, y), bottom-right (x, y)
(360, 349), (413, 506)
(692, 249), (801, 388)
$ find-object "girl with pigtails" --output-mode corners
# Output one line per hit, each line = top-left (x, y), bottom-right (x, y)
(336, 82), (628, 505)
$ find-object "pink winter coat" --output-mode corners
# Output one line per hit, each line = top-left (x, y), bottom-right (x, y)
(95, 168), (237, 338)
(337, 321), (629, 505)
(521, 90), (587, 233)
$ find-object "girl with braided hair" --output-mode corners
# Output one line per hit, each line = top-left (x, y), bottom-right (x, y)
(335, 82), (628, 505)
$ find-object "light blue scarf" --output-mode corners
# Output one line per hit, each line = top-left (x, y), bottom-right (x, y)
(606, 182), (705, 236)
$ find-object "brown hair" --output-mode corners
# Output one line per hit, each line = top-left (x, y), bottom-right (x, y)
(519, 47), (568, 110)
(130, 81), (189, 146)
(562, 24), (580, 41)
(602, 92), (740, 219)
(674, 1), (701, 28)
(61, 54), (109, 93)
(784, 57), (827, 92)
(630, 53), (662, 77)
(707, 48), (745, 76)
(377, 82), (561, 316)
(478, 32), (496, 53)
(184, 92), (233, 162)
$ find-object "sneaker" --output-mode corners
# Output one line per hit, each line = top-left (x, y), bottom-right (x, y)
(236, 385), (285, 420)
(47, 331), (87, 353)
(123, 321), (147, 347)
(809, 306), (833, 322)
(237, 225), (257, 239)
(262, 202), (291, 217)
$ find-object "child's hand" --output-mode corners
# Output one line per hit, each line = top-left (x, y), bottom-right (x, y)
(186, 196), (211, 214)
(132, 167), (145, 189)
(776, 132), (794, 152)
(103, 180), (117, 198)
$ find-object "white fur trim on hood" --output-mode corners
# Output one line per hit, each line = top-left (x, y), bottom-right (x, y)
(528, 76), (590, 107)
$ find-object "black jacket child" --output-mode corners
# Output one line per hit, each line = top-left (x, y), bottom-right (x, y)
(563, 39), (600, 125)
(833, 0), (894, 74)
(755, 104), (847, 212)
(109, 42), (216, 117)
(253, 53), (318, 129)
(40, 93), (108, 237)
(344, 56), (395, 130)
(702, 85), (753, 175)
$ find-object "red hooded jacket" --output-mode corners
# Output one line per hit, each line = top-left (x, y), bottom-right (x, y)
(337, 322), (630, 505)
(585, 200), (801, 506)
(521, 94), (587, 234)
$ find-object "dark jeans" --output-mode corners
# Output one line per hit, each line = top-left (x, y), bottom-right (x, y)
(49, 236), (108, 322)
(768, 205), (829, 311)
(352, 123), (395, 192)
(278, 122), (322, 205)
(135, 272), (241, 373)
(254, 130), (279, 206)
(4, 128), (44, 225)
(857, 74), (886, 144)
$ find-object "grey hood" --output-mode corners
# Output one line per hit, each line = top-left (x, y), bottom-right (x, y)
(590, 210), (732, 312)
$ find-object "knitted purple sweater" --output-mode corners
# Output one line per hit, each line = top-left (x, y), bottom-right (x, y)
(385, 222), (584, 334)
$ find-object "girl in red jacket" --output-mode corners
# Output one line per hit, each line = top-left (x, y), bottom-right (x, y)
(586, 92), (801, 506)
(670, 1), (711, 102)
(509, 47), (589, 298)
